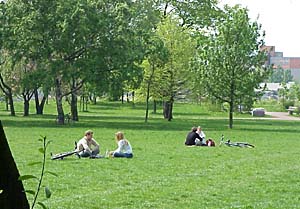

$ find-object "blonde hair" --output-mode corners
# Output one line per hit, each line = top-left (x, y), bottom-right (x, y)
(85, 130), (93, 136)
(115, 131), (124, 141)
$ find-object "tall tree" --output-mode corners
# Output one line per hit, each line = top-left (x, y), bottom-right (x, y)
(157, 17), (196, 121)
(194, 5), (270, 128)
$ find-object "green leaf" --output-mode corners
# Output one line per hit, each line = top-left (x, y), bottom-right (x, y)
(45, 186), (51, 198)
(38, 148), (45, 154)
(24, 190), (35, 195)
(18, 175), (38, 181)
(27, 161), (42, 166)
(45, 170), (58, 177)
(37, 201), (48, 209)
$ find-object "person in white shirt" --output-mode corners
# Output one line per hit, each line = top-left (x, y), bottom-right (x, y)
(109, 131), (133, 158)
(76, 130), (100, 157)
(196, 126), (207, 146)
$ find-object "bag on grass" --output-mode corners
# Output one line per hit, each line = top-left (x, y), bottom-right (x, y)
(206, 139), (215, 147)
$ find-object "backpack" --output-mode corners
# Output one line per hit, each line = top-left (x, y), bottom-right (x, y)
(206, 139), (215, 147)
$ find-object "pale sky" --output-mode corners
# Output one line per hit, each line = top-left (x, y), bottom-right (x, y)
(219, 0), (300, 57)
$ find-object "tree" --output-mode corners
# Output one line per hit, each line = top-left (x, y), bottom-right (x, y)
(268, 67), (293, 83)
(156, 16), (196, 121)
(140, 35), (169, 122)
(194, 5), (270, 128)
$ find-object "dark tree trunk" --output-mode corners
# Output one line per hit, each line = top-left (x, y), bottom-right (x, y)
(55, 77), (65, 124)
(0, 121), (30, 209)
(153, 100), (157, 114)
(0, 74), (15, 116)
(163, 100), (173, 121)
(5, 96), (8, 111)
(7, 92), (15, 116)
(71, 92), (78, 121)
(23, 100), (30, 116)
(229, 101), (234, 129)
(34, 89), (47, 115)
(132, 91), (135, 107)
(70, 78), (79, 121)
(22, 89), (34, 117)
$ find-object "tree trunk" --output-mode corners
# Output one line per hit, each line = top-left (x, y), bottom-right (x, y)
(0, 77), (15, 116)
(34, 89), (47, 115)
(7, 92), (15, 116)
(5, 96), (8, 111)
(132, 91), (135, 107)
(0, 121), (30, 209)
(229, 101), (234, 129)
(70, 78), (79, 121)
(163, 100), (173, 121)
(71, 92), (78, 121)
(153, 100), (157, 114)
(145, 82), (151, 123)
(23, 100), (30, 116)
(55, 78), (65, 124)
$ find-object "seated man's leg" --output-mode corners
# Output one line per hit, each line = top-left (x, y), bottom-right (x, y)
(92, 147), (100, 156)
(79, 150), (92, 157)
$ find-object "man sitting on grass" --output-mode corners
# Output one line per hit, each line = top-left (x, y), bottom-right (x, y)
(76, 130), (100, 158)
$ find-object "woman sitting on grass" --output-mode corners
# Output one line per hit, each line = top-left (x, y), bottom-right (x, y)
(109, 131), (133, 158)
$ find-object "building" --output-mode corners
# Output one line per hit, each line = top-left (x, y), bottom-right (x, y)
(261, 46), (300, 81)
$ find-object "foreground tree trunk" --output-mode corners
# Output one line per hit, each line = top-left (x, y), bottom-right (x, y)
(0, 121), (30, 209)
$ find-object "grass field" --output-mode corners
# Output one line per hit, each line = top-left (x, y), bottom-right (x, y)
(1, 101), (300, 209)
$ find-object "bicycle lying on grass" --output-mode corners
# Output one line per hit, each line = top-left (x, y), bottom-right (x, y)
(50, 142), (80, 160)
(219, 135), (255, 148)
(51, 142), (106, 160)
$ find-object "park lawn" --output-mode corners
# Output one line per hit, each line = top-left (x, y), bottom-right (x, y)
(1, 101), (300, 209)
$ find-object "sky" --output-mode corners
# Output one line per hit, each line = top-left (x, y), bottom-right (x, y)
(219, 0), (300, 57)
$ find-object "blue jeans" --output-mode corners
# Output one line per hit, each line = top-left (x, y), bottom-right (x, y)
(113, 152), (133, 158)
(79, 148), (99, 158)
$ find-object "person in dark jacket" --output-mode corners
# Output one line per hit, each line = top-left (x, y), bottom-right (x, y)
(185, 127), (203, 146)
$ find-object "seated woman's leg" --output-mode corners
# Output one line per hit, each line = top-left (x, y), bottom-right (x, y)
(113, 152), (133, 158)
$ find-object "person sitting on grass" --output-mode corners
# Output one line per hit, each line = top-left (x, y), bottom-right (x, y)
(185, 126), (203, 146)
(196, 126), (207, 146)
(109, 131), (133, 158)
(76, 130), (100, 158)
(184, 127), (205, 146)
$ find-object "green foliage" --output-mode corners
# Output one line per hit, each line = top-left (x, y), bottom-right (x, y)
(193, 5), (271, 128)
(18, 136), (57, 209)
(268, 68), (293, 83)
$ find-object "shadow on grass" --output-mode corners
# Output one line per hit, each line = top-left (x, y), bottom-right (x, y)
(2, 113), (300, 134)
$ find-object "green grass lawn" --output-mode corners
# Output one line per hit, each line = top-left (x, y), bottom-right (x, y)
(1, 101), (300, 209)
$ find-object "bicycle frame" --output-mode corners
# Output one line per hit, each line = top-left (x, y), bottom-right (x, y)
(219, 135), (255, 148)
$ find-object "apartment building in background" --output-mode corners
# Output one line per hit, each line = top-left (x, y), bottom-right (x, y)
(261, 46), (300, 81)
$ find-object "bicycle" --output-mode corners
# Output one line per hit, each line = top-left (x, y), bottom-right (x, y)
(51, 141), (81, 160)
(219, 134), (255, 148)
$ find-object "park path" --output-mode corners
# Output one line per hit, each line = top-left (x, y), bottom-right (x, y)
(265, 111), (300, 121)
